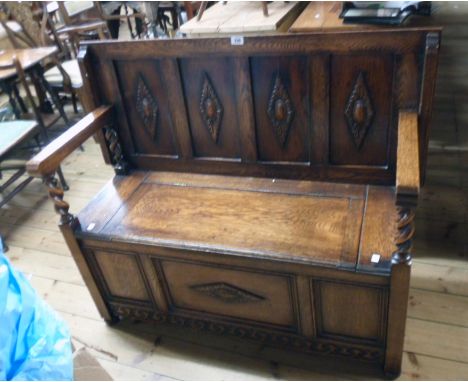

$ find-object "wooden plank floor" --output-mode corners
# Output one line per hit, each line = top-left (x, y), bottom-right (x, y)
(1, 3), (468, 380)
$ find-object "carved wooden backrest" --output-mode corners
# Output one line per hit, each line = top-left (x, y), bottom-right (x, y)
(79, 29), (440, 185)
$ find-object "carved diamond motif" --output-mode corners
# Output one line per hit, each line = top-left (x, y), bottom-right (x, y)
(267, 74), (294, 147)
(136, 75), (158, 140)
(190, 282), (265, 304)
(344, 72), (374, 149)
(199, 73), (223, 143)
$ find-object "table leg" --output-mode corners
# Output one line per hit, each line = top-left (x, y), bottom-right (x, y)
(11, 83), (28, 113)
(30, 70), (53, 113)
(0, 80), (22, 118)
(33, 64), (70, 126)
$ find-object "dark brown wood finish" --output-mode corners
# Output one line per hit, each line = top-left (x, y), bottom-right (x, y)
(26, 29), (440, 378)
(82, 173), (368, 266)
(80, 30), (440, 185)
(329, 54), (394, 166)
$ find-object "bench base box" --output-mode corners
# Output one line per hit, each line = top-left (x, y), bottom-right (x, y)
(78, 238), (394, 375)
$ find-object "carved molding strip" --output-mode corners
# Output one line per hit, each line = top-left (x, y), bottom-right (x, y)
(267, 74), (294, 147)
(190, 282), (265, 304)
(109, 304), (383, 362)
(136, 75), (158, 140)
(104, 126), (129, 175)
(344, 72), (374, 150)
(392, 206), (415, 265)
(199, 73), (223, 143)
(112, 304), (153, 320)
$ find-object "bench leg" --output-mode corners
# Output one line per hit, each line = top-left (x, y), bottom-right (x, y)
(384, 205), (414, 378)
(43, 173), (113, 322)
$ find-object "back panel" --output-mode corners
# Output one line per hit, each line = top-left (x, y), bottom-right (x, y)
(79, 29), (440, 185)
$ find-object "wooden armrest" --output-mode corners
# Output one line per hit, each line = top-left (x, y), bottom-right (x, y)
(101, 13), (146, 21)
(396, 111), (420, 204)
(26, 106), (113, 177)
(57, 21), (107, 35)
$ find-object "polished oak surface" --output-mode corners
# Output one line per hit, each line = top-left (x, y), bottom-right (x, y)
(289, 1), (435, 33)
(0, 47), (57, 80)
(77, 171), (395, 270)
(396, 112), (420, 198)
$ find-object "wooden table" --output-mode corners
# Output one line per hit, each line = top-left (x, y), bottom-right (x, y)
(289, 1), (433, 32)
(289, 2), (370, 32)
(0, 120), (39, 160)
(0, 47), (57, 80)
(180, 2), (305, 37)
(0, 47), (69, 125)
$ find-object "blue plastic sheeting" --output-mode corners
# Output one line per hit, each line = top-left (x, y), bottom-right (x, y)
(0, 253), (73, 380)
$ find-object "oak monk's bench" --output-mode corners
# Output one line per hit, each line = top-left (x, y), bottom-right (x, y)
(26, 29), (440, 378)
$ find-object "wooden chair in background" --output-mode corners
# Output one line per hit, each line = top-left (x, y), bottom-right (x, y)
(57, 1), (147, 41)
(1, 3), (81, 113)
(0, 56), (69, 252)
(94, 2), (147, 39)
(195, 1), (269, 21)
(0, 56), (68, 189)
(55, 1), (109, 54)
(1, 2), (108, 114)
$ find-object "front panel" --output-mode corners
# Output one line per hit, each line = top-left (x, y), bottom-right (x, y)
(114, 60), (178, 157)
(158, 259), (298, 329)
(180, 57), (241, 160)
(330, 54), (394, 167)
(251, 55), (310, 163)
(313, 279), (388, 345)
(80, 241), (389, 365)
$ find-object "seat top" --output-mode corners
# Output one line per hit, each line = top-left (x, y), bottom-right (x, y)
(0, 120), (38, 159)
(44, 59), (83, 88)
(77, 171), (397, 274)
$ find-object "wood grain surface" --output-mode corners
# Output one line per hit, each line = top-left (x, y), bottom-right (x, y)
(396, 112), (420, 197)
(80, 28), (439, 185)
(100, 179), (365, 265)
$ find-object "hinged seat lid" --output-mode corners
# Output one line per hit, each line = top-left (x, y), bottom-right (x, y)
(77, 171), (396, 273)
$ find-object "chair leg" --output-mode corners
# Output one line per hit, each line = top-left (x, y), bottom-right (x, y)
(1, 81), (22, 118)
(35, 66), (71, 127)
(197, 2), (208, 21)
(71, 91), (79, 114)
(0, 235), (8, 253)
(0, 168), (26, 193)
(11, 83), (28, 113)
(56, 166), (69, 191)
(0, 176), (34, 209)
(34, 135), (42, 149)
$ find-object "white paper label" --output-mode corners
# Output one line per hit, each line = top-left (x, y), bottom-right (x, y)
(371, 253), (381, 263)
(231, 36), (244, 45)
